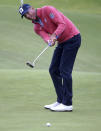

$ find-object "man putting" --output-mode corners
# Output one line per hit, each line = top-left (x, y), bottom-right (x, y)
(19, 4), (81, 112)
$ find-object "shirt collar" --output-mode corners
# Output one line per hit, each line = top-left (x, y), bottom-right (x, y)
(32, 8), (42, 23)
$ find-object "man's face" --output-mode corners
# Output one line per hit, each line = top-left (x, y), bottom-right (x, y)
(24, 7), (35, 20)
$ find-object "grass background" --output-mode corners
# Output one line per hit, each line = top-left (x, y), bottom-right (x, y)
(0, 0), (101, 131)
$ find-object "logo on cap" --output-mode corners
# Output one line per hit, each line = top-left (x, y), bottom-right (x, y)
(19, 7), (24, 14)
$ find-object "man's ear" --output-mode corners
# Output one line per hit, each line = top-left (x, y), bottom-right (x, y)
(30, 7), (33, 11)
(31, 7), (34, 9)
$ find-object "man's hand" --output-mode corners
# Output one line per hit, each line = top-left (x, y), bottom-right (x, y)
(48, 34), (57, 46)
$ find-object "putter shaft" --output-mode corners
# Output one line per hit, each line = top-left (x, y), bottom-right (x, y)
(26, 45), (49, 68)
(33, 45), (49, 64)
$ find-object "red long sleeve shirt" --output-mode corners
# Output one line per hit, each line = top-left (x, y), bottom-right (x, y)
(32, 6), (80, 44)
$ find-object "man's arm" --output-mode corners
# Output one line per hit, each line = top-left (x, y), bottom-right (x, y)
(34, 25), (50, 43)
(44, 6), (66, 39)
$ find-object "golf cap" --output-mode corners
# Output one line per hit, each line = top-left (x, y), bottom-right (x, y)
(19, 4), (31, 18)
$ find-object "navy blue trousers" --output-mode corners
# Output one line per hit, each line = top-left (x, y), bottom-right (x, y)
(49, 34), (81, 106)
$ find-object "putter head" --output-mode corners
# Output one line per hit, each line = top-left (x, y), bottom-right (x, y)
(26, 61), (35, 68)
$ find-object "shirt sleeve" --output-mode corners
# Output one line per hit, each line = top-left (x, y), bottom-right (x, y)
(44, 6), (66, 38)
(34, 25), (50, 43)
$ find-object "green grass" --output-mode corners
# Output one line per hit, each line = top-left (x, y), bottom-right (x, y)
(0, 70), (101, 131)
(0, 0), (101, 131)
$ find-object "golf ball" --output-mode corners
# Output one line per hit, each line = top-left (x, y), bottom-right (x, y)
(46, 122), (51, 127)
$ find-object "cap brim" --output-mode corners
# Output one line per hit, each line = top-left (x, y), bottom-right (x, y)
(21, 15), (24, 18)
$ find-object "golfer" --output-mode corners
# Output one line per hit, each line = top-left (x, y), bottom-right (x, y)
(19, 4), (81, 112)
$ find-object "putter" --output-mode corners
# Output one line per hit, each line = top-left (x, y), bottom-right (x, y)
(26, 45), (50, 68)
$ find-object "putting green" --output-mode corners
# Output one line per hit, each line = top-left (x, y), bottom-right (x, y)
(0, 70), (101, 131)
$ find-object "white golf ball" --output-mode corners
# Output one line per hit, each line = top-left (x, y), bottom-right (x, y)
(46, 122), (51, 127)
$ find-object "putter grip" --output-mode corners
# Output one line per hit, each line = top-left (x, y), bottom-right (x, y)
(48, 43), (51, 46)
(48, 36), (58, 46)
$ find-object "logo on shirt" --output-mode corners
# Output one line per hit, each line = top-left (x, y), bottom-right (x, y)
(49, 13), (54, 19)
